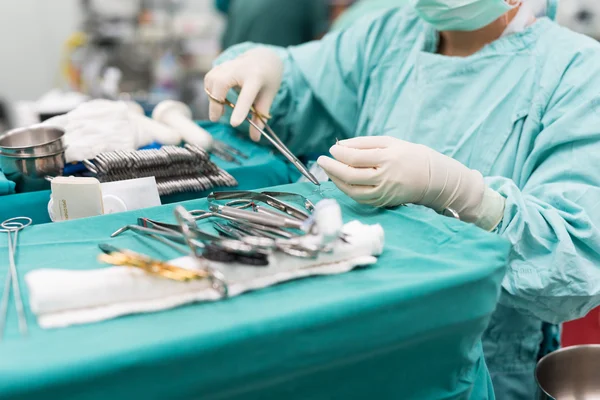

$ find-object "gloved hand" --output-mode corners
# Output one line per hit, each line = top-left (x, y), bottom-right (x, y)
(317, 136), (506, 231)
(204, 47), (284, 141)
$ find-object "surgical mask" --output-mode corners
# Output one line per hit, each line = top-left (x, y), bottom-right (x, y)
(413, 0), (517, 31)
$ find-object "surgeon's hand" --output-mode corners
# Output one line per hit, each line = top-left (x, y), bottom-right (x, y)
(204, 48), (284, 141)
(317, 136), (505, 231)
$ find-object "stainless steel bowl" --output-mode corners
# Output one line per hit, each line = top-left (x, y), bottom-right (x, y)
(0, 150), (65, 192)
(536, 345), (600, 399)
(0, 126), (65, 157)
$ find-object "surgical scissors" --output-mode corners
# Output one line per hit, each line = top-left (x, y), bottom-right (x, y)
(205, 89), (320, 186)
(0, 217), (31, 340)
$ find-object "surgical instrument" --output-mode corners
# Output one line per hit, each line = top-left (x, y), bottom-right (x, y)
(214, 221), (319, 258)
(224, 199), (302, 221)
(137, 216), (275, 242)
(213, 222), (246, 240)
(215, 141), (248, 159)
(83, 145), (237, 195)
(208, 190), (350, 244)
(98, 244), (212, 282)
(174, 206), (269, 267)
(113, 223), (264, 259)
(0, 217), (32, 340)
(98, 243), (230, 296)
(210, 143), (241, 165)
(212, 140), (248, 165)
(226, 220), (295, 239)
(188, 208), (302, 237)
(114, 219), (270, 266)
(138, 211), (316, 259)
(204, 89), (320, 186)
(208, 191), (314, 220)
(261, 192), (316, 214)
(208, 204), (306, 230)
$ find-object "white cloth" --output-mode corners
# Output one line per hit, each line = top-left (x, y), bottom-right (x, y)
(43, 100), (181, 162)
(26, 221), (384, 329)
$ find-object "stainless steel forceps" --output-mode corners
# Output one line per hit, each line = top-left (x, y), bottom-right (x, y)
(205, 88), (320, 186)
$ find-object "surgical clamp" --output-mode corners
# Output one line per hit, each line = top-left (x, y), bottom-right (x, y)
(205, 89), (320, 186)
(208, 204), (305, 230)
(208, 191), (314, 220)
(113, 222), (263, 258)
(137, 210), (317, 258)
(0, 217), (31, 340)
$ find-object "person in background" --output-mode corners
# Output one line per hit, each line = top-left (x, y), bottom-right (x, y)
(330, 0), (410, 31)
(215, 0), (330, 50)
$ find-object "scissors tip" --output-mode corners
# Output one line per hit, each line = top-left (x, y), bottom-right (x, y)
(111, 226), (130, 237)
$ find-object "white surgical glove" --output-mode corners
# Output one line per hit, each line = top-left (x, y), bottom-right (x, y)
(204, 48), (284, 141)
(317, 136), (506, 231)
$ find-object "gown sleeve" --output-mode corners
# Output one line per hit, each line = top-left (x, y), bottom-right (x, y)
(485, 47), (600, 324)
(214, 10), (403, 155)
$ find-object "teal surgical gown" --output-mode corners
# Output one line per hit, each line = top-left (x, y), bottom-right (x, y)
(217, 8), (600, 399)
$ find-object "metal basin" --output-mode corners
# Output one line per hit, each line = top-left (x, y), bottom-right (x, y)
(0, 151), (65, 192)
(536, 345), (600, 399)
(0, 126), (65, 157)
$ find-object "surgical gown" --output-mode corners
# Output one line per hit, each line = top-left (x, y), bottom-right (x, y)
(217, 8), (600, 399)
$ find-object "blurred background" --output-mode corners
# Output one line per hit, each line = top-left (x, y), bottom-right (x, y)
(0, 0), (598, 131)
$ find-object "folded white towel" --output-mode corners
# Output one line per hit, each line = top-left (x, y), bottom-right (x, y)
(26, 221), (384, 329)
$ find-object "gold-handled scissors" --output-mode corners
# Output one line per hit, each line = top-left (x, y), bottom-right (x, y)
(205, 88), (320, 186)
(98, 244), (210, 282)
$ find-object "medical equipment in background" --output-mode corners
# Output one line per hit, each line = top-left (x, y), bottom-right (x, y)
(556, 0), (600, 41)
(61, 0), (222, 120)
(0, 126), (67, 192)
(0, 217), (32, 340)
(38, 99), (247, 165)
(205, 89), (320, 186)
(7, 91), (91, 131)
(1, 106), (245, 195)
(535, 345), (600, 399)
(82, 145), (237, 196)
(47, 176), (162, 222)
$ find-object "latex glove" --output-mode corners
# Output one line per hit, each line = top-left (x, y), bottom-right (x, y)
(317, 136), (506, 231)
(204, 47), (284, 141)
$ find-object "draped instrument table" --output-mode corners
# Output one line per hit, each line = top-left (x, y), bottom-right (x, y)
(0, 182), (510, 400)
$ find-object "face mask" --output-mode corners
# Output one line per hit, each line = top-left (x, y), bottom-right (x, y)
(413, 0), (517, 31)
